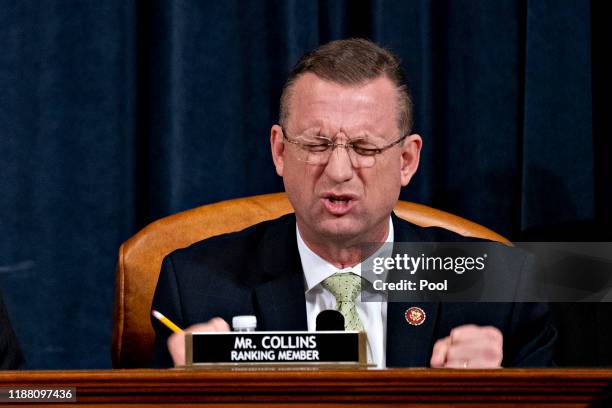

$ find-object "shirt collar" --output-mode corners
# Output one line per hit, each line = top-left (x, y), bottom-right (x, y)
(297, 217), (394, 292)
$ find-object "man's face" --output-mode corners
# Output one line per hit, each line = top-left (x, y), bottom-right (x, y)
(271, 73), (421, 246)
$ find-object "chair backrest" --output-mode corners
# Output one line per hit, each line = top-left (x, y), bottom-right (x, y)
(112, 192), (509, 367)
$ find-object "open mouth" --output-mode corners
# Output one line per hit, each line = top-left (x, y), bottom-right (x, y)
(321, 194), (357, 215)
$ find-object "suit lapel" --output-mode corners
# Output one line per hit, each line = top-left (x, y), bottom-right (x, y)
(247, 213), (442, 366)
(252, 214), (308, 331)
(387, 301), (438, 367)
(387, 213), (440, 367)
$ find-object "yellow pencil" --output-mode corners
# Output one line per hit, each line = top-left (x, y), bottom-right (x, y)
(152, 310), (183, 333)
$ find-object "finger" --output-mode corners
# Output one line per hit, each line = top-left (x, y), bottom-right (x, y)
(167, 331), (186, 366)
(444, 336), (503, 368)
(445, 355), (502, 369)
(480, 326), (503, 345)
(167, 317), (230, 367)
(450, 325), (502, 344)
(449, 324), (481, 343)
(449, 327), (502, 361)
(447, 337), (503, 360)
(208, 317), (231, 332)
(430, 336), (451, 368)
(184, 317), (230, 333)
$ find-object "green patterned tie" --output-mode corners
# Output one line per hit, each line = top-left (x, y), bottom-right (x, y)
(321, 272), (364, 331)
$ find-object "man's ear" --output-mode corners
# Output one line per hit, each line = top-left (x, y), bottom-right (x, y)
(399, 134), (422, 186)
(270, 124), (285, 176)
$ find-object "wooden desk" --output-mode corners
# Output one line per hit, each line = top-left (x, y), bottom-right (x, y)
(0, 368), (611, 407)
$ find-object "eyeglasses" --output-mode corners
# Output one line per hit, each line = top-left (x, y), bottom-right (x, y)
(281, 127), (407, 169)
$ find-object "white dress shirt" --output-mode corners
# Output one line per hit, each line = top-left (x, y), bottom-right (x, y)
(296, 218), (393, 368)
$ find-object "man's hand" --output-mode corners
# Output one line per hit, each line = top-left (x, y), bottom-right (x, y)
(430, 324), (503, 368)
(167, 317), (230, 366)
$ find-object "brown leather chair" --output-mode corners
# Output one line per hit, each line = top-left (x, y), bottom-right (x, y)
(112, 192), (509, 368)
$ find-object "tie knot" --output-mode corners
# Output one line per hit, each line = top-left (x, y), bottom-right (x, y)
(321, 272), (363, 303)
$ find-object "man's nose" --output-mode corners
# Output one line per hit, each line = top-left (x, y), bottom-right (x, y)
(323, 143), (354, 182)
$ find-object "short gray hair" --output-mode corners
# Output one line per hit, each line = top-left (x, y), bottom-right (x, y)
(279, 38), (413, 135)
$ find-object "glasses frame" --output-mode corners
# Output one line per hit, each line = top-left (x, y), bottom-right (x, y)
(280, 126), (407, 166)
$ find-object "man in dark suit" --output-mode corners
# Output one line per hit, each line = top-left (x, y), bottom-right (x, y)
(151, 39), (555, 368)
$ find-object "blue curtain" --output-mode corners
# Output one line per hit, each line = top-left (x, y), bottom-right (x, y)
(0, 0), (607, 368)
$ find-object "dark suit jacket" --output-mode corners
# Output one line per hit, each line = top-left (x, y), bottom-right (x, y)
(0, 289), (23, 369)
(151, 213), (555, 368)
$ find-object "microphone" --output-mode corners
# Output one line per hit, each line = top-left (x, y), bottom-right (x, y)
(316, 310), (345, 331)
